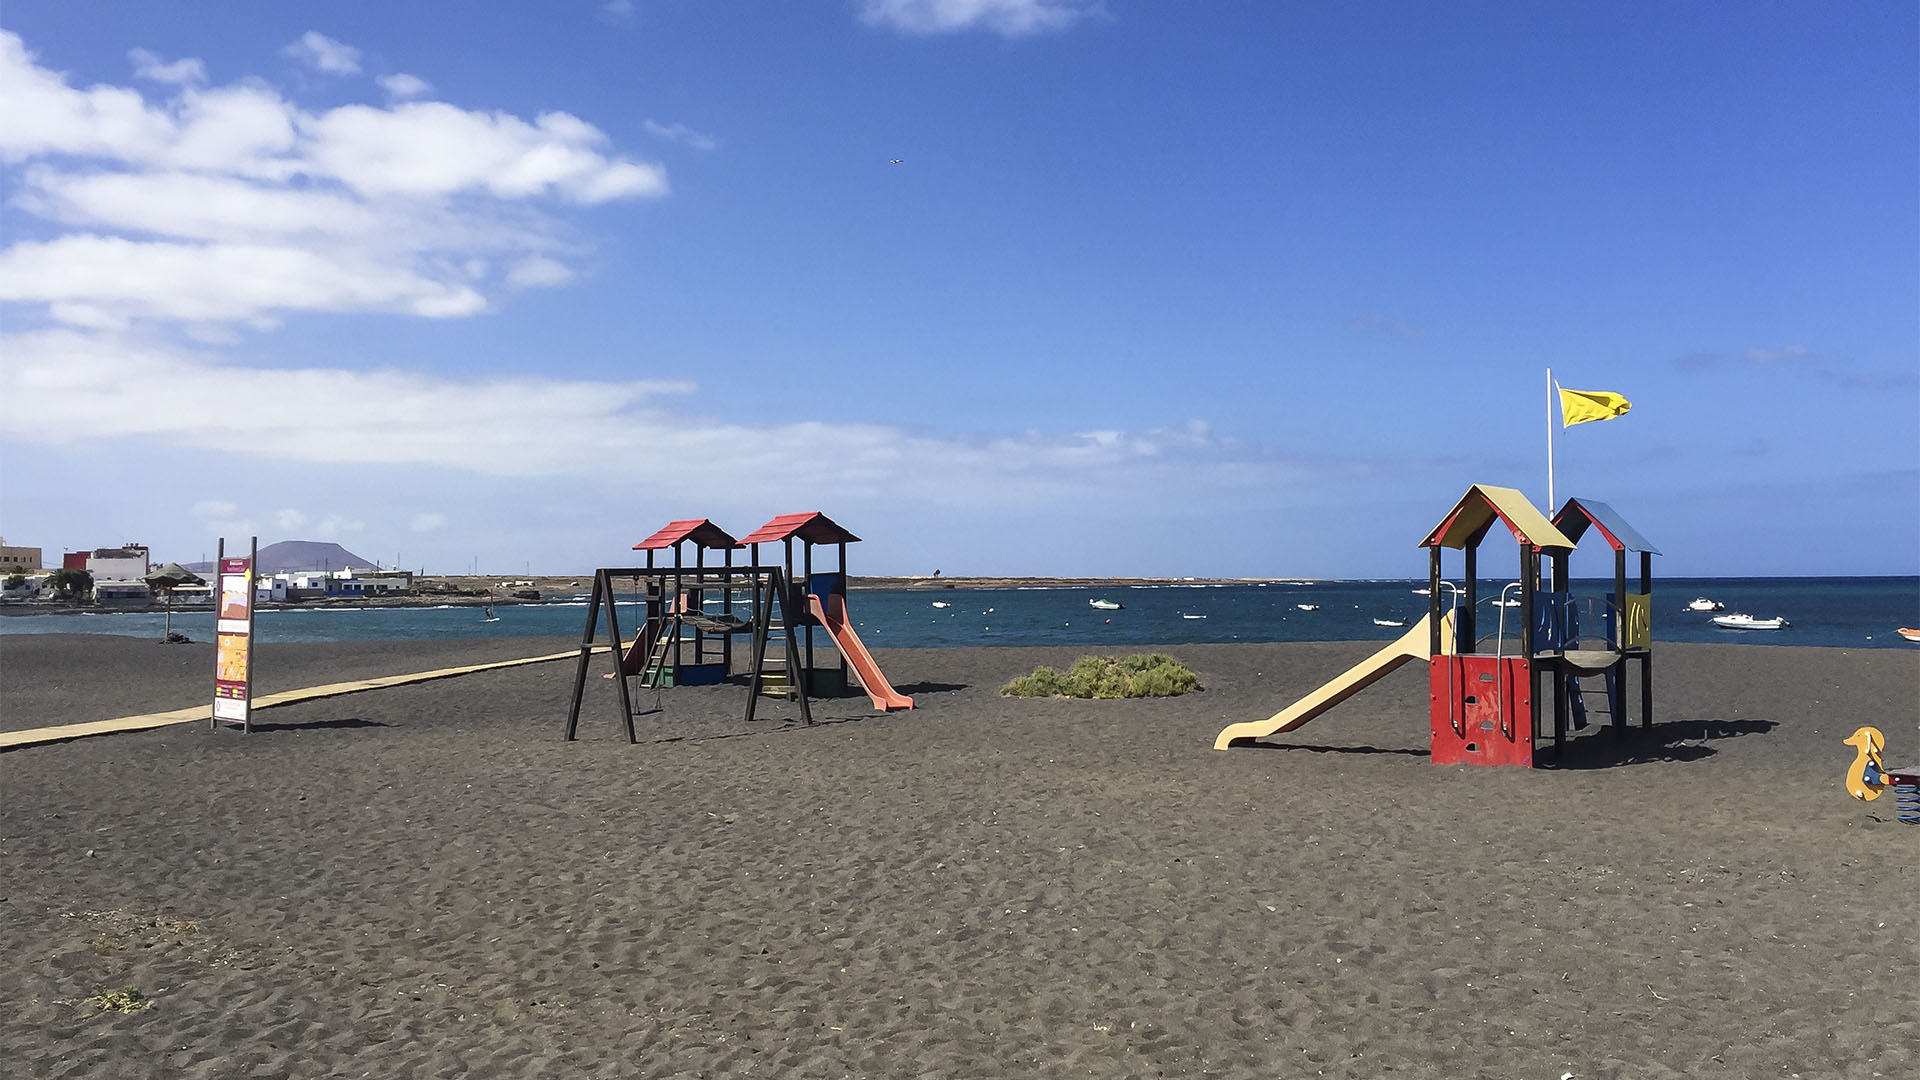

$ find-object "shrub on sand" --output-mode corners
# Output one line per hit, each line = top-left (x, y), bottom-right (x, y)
(1000, 653), (1200, 699)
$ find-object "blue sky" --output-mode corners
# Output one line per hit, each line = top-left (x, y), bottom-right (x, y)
(2, 1), (1914, 578)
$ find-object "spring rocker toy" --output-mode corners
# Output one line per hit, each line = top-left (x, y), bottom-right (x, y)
(1843, 726), (1920, 824)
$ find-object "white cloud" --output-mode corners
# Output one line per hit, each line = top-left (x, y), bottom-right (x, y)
(192, 499), (252, 536)
(857, 0), (1097, 37)
(194, 499), (239, 520)
(315, 514), (366, 538)
(1744, 344), (1818, 367)
(601, 1), (637, 21)
(0, 30), (664, 327)
(299, 103), (667, 203)
(0, 234), (486, 322)
(284, 31), (361, 76)
(128, 48), (206, 86)
(410, 513), (449, 533)
(274, 509), (308, 530)
(377, 73), (432, 100)
(506, 255), (573, 288)
(643, 119), (718, 151)
(1, 330), (1290, 505)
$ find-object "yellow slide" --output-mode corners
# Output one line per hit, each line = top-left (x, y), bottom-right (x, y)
(1212, 610), (1454, 750)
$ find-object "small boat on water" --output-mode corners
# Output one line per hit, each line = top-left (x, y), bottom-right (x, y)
(1296, 603), (1319, 611)
(1182, 614), (1206, 620)
(931, 601), (951, 609)
(1373, 617), (1406, 628)
(1687, 597), (1724, 612)
(1896, 627), (1920, 643)
(1712, 612), (1789, 630)
(1090, 599), (1122, 611)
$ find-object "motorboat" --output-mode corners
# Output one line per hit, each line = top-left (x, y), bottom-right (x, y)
(1182, 614), (1206, 620)
(1711, 612), (1788, 630)
(1686, 597), (1724, 612)
(931, 601), (951, 608)
(1897, 627), (1920, 643)
(1373, 617), (1407, 628)
(1089, 599), (1122, 611)
(1296, 603), (1319, 611)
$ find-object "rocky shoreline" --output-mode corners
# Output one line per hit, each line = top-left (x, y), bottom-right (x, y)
(1, 574), (1308, 616)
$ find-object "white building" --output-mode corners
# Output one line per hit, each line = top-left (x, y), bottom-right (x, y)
(88, 545), (151, 602)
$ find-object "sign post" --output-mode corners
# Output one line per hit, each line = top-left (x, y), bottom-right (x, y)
(212, 536), (258, 733)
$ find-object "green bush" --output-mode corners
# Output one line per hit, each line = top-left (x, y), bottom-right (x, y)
(1000, 653), (1200, 699)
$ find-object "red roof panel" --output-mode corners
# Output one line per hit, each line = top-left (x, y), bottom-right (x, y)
(633, 518), (739, 550)
(737, 512), (860, 547)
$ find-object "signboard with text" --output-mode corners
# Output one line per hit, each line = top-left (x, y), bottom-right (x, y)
(213, 550), (255, 728)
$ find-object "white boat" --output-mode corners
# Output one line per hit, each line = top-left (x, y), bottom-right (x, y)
(1182, 614), (1206, 620)
(1296, 603), (1319, 611)
(1711, 612), (1789, 630)
(1089, 599), (1122, 611)
(1898, 627), (1920, 643)
(1373, 617), (1406, 628)
(1687, 597), (1724, 612)
(1412, 588), (1431, 596)
(931, 601), (951, 608)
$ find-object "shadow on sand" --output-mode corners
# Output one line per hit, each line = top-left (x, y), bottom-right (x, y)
(1543, 717), (1777, 769)
(1237, 718), (1779, 769)
(246, 716), (393, 734)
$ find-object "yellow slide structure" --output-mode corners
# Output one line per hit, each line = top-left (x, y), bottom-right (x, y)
(1213, 610), (1455, 750)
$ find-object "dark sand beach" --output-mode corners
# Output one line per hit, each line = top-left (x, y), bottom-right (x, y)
(3, 633), (1916, 1078)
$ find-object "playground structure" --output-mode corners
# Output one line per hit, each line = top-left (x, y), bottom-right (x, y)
(1550, 497), (1657, 740)
(1215, 484), (1656, 767)
(563, 512), (911, 743)
(737, 512), (914, 711)
(1844, 726), (1920, 824)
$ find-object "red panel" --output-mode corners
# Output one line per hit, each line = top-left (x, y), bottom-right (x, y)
(737, 512), (860, 547)
(633, 519), (739, 550)
(1429, 656), (1534, 767)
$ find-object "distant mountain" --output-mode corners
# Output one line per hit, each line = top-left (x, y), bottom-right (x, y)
(185, 541), (380, 575)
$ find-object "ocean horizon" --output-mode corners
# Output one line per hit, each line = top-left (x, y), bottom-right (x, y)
(5, 576), (1914, 650)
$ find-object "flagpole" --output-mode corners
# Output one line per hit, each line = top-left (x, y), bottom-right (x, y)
(1543, 367), (1559, 591)
(1546, 366), (1555, 513)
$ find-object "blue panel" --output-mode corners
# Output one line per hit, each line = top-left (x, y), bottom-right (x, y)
(808, 572), (843, 599)
(1562, 498), (1661, 555)
(1534, 591), (1569, 651)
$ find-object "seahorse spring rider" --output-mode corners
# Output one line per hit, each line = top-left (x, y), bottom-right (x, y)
(1843, 726), (1920, 825)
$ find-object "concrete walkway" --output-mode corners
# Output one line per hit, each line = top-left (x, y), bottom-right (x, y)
(0, 648), (594, 750)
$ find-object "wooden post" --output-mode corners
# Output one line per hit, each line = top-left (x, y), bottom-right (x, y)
(1640, 550), (1654, 732)
(563, 569), (604, 741)
(603, 570), (636, 742)
(1428, 545), (1443, 657)
(1462, 542), (1478, 653)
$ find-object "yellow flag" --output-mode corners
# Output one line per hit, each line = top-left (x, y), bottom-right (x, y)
(1558, 387), (1631, 427)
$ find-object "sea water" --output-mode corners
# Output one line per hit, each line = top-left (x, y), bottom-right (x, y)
(3, 577), (1914, 649)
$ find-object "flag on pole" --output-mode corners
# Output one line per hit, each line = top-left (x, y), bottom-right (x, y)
(1557, 387), (1631, 427)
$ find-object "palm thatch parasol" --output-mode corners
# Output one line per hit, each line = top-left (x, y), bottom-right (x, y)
(144, 562), (205, 640)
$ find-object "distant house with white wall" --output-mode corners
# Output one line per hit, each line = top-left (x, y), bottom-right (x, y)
(88, 544), (152, 602)
(255, 575), (290, 604)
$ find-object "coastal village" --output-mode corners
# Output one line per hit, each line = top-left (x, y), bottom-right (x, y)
(0, 538), (563, 611)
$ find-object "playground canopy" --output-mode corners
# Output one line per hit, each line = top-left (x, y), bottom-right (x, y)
(738, 512), (861, 547)
(1552, 498), (1660, 555)
(634, 519), (740, 551)
(1420, 484), (1576, 552)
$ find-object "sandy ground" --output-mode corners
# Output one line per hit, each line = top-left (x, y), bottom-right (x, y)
(2, 633), (1916, 1079)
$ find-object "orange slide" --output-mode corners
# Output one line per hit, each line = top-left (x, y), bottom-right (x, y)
(807, 593), (914, 711)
